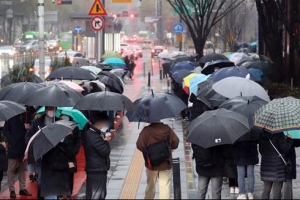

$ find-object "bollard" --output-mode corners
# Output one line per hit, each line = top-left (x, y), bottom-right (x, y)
(172, 157), (182, 199)
(151, 62), (154, 76)
(159, 68), (163, 80)
(148, 72), (151, 87)
(143, 62), (146, 77)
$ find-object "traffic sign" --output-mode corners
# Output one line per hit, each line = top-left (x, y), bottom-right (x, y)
(88, 0), (107, 16)
(90, 16), (104, 31)
(173, 22), (184, 34)
(74, 25), (83, 34)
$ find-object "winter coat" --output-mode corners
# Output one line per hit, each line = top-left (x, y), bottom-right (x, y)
(233, 140), (259, 166)
(61, 127), (81, 172)
(0, 143), (8, 172)
(259, 131), (293, 182)
(189, 93), (209, 120)
(172, 82), (189, 105)
(222, 145), (237, 178)
(41, 143), (71, 196)
(191, 144), (225, 177)
(83, 126), (111, 173)
(285, 139), (300, 180)
(136, 122), (179, 171)
(3, 115), (27, 159)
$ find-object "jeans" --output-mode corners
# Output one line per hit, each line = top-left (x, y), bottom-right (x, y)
(282, 179), (293, 199)
(197, 175), (223, 199)
(44, 196), (57, 199)
(237, 165), (255, 194)
(28, 163), (37, 174)
(261, 181), (283, 199)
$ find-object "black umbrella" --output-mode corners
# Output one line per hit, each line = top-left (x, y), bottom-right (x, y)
(46, 66), (97, 81)
(74, 91), (134, 111)
(126, 91), (187, 123)
(199, 53), (228, 64)
(171, 70), (193, 83)
(186, 108), (250, 148)
(98, 71), (124, 93)
(0, 82), (45, 103)
(0, 100), (26, 121)
(162, 61), (172, 75)
(201, 60), (235, 75)
(21, 85), (82, 107)
(29, 120), (77, 162)
(95, 63), (115, 71)
(0, 74), (43, 87)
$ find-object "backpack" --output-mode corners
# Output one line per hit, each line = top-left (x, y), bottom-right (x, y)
(192, 144), (218, 168)
(142, 135), (170, 169)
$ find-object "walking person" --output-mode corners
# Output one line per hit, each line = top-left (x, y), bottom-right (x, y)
(136, 121), (179, 199)
(3, 114), (32, 198)
(282, 139), (300, 199)
(259, 131), (293, 199)
(0, 140), (8, 192)
(83, 111), (112, 199)
(191, 144), (225, 199)
(234, 140), (259, 199)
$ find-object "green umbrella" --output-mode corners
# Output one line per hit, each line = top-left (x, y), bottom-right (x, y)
(284, 130), (300, 139)
(101, 52), (123, 60)
(37, 107), (88, 130)
(103, 57), (126, 68)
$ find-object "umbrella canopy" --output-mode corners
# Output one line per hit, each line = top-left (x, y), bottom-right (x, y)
(219, 96), (268, 128)
(110, 68), (126, 78)
(254, 97), (300, 133)
(189, 75), (210, 95)
(0, 82), (45, 103)
(170, 61), (198, 74)
(46, 66), (97, 81)
(248, 68), (264, 80)
(0, 100), (26, 121)
(183, 74), (209, 94)
(158, 51), (170, 59)
(30, 120), (77, 162)
(228, 52), (250, 65)
(80, 66), (102, 75)
(250, 42), (257, 46)
(37, 107), (88, 130)
(101, 52), (123, 60)
(95, 63), (114, 70)
(74, 91), (135, 111)
(103, 57), (126, 68)
(212, 76), (270, 102)
(83, 80), (106, 92)
(186, 108), (250, 148)
(171, 70), (193, 84)
(284, 130), (300, 139)
(21, 85), (82, 107)
(126, 91), (187, 123)
(199, 53), (228, 64)
(240, 61), (272, 75)
(209, 67), (261, 82)
(168, 51), (188, 59)
(98, 71), (124, 93)
(201, 60), (235, 75)
(197, 82), (227, 109)
(59, 80), (84, 92)
(0, 74), (43, 87)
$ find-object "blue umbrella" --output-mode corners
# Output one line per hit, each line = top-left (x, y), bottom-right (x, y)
(209, 67), (261, 82)
(103, 57), (126, 68)
(250, 42), (257, 46)
(284, 130), (300, 139)
(170, 61), (198, 74)
(189, 75), (210, 95)
(248, 68), (264, 80)
(171, 69), (193, 83)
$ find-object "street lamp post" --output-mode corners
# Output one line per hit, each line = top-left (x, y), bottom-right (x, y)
(38, 0), (45, 80)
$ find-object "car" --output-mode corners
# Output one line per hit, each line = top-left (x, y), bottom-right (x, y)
(57, 51), (90, 67)
(19, 40), (39, 53)
(151, 46), (165, 57)
(0, 46), (16, 56)
(33, 57), (52, 77)
(47, 39), (60, 52)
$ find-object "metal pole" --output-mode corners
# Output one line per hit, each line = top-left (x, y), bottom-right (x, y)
(143, 62), (146, 77)
(101, 0), (105, 55)
(148, 72), (151, 87)
(97, 31), (101, 61)
(172, 157), (182, 199)
(38, 0), (45, 80)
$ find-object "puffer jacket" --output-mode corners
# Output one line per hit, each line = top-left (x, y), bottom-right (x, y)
(83, 126), (111, 173)
(259, 131), (293, 182)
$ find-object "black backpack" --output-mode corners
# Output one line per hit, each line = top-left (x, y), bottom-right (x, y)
(142, 135), (170, 169)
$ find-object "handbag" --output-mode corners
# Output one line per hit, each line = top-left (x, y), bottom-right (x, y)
(269, 139), (292, 173)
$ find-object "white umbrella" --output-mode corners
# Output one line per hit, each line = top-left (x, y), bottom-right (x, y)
(169, 51), (188, 59)
(212, 75), (270, 102)
(157, 51), (170, 59)
(80, 66), (102, 75)
(229, 52), (250, 65)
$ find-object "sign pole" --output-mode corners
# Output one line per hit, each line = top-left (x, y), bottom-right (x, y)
(101, 0), (105, 56)
(179, 17), (182, 51)
(98, 31), (102, 61)
(38, 0), (45, 80)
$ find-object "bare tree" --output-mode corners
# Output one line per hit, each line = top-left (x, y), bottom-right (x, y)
(166, 0), (246, 57)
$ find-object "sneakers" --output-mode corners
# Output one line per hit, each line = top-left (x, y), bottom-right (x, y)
(237, 194), (247, 199)
(248, 193), (254, 199)
(230, 187), (235, 194)
(19, 189), (32, 196)
(29, 174), (35, 182)
(10, 191), (16, 198)
(235, 187), (239, 194)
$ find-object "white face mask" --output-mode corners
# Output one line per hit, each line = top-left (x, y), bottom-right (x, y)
(46, 110), (55, 118)
(100, 126), (109, 133)
(61, 115), (70, 121)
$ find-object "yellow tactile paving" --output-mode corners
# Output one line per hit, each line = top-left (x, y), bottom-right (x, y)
(118, 148), (144, 199)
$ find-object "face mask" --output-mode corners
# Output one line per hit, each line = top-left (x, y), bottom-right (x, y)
(61, 115), (70, 121)
(100, 126), (109, 133)
(46, 110), (55, 118)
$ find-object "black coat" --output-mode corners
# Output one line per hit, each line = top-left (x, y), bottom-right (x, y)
(41, 143), (71, 196)
(3, 115), (27, 159)
(0, 144), (8, 172)
(259, 132), (293, 182)
(285, 139), (300, 179)
(189, 94), (209, 120)
(83, 126), (111, 173)
(222, 145), (237, 178)
(192, 144), (225, 177)
(233, 140), (259, 166)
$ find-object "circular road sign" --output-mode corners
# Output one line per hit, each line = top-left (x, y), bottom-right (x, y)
(91, 16), (104, 31)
